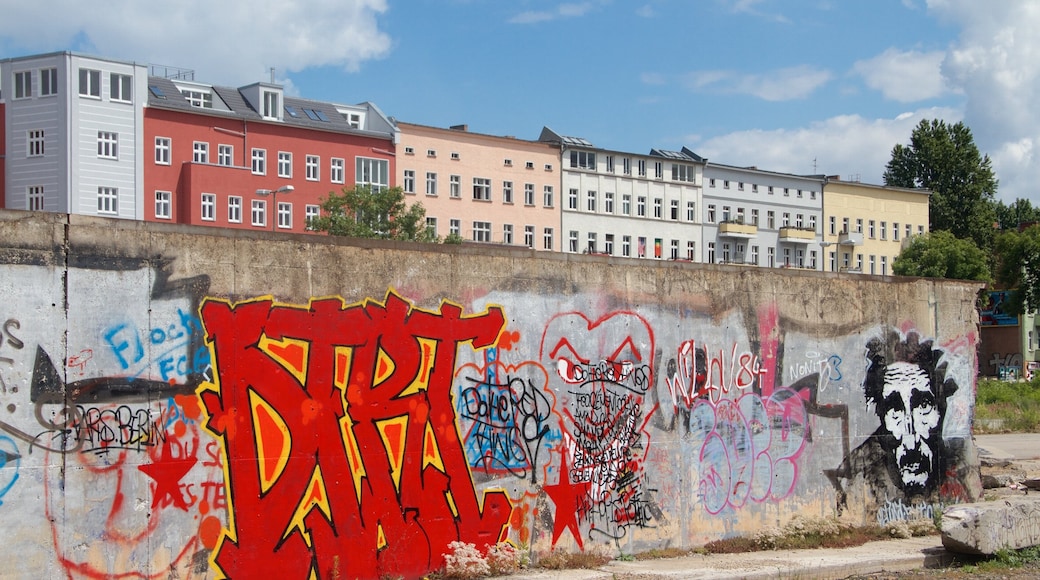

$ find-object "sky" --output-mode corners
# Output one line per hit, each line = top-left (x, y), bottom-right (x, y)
(2, 0), (1038, 204)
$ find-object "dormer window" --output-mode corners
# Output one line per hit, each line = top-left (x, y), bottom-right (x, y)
(181, 88), (212, 108)
(262, 89), (281, 120)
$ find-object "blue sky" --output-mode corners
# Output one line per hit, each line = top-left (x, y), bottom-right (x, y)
(3, 0), (1038, 204)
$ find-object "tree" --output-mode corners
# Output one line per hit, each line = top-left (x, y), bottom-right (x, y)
(892, 230), (992, 282)
(311, 185), (435, 242)
(994, 225), (1040, 315)
(883, 119), (998, 250)
(995, 198), (1040, 231)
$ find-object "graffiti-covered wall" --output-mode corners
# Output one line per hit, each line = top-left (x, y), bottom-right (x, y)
(0, 211), (982, 579)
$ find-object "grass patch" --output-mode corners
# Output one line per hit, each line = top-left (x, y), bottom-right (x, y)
(632, 547), (699, 560)
(701, 515), (934, 554)
(954, 545), (1040, 573)
(536, 548), (612, 570)
(975, 378), (1040, 432)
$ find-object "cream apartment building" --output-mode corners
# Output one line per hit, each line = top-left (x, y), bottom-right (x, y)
(396, 122), (561, 249)
(822, 177), (930, 275)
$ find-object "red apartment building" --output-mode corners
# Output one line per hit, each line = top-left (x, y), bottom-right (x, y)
(143, 75), (399, 232)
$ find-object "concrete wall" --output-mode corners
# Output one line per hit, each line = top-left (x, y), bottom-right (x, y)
(0, 210), (982, 579)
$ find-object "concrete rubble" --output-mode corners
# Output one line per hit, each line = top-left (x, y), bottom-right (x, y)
(942, 497), (1040, 555)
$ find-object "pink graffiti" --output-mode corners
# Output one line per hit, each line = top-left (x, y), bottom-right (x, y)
(690, 387), (808, 514)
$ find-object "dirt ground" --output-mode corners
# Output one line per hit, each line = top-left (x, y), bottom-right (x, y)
(848, 458), (1040, 579)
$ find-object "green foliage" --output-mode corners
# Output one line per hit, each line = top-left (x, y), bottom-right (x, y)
(996, 198), (1040, 231)
(310, 185), (435, 242)
(891, 230), (992, 282)
(975, 378), (1040, 432)
(883, 119), (998, 251)
(443, 232), (464, 245)
(994, 225), (1040, 314)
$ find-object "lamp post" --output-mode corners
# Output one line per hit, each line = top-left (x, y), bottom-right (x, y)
(256, 185), (294, 231)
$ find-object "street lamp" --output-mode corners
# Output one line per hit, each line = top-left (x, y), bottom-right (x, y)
(256, 185), (294, 230)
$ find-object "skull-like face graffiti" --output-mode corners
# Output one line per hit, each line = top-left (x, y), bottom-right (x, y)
(880, 361), (941, 488)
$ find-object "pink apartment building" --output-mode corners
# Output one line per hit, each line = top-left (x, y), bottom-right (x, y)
(396, 122), (561, 250)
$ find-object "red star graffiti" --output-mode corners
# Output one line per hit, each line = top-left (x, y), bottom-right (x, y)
(137, 438), (197, 511)
(543, 451), (590, 549)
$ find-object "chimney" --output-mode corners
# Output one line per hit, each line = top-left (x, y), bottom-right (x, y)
(449, 124), (469, 132)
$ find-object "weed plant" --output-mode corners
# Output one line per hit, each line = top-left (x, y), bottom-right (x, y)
(975, 378), (1040, 432)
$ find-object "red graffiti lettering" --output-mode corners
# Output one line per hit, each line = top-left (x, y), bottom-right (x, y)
(199, 291), (512, 579)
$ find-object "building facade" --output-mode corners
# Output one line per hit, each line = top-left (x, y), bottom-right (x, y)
(702, 164), (825, 269)
(822, 178), (930, 275)
(2, 52), (147, 218)
(396, 122), (560, 248)
(539, 128), (705, 260)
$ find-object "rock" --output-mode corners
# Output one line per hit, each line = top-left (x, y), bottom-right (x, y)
(981, 473), (1015, 488)
(1024, 479), (1040, 491)
(942, 497), (1040, 555)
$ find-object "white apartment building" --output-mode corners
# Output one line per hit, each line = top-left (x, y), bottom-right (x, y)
(702, 164), (825, 270)
(539, 128), (704, 261)
(2, 52), (147, 219)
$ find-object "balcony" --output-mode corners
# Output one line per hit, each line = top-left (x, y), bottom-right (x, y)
(778, 227), (816, 244)
(719, 219), (758, 239)
(838, 230), (863, 246)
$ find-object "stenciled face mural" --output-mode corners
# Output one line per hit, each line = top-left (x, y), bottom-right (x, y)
(0, 226), (981, 579)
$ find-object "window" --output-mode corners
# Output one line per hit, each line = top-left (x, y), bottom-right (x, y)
(654, 198), (663, 219)
(708, 242), (716, 264)
(306, 155), (319, 181)
(306, 205), (320, 229)
(856, 218), (863, 233)
(606, 156), (615, 173)
(218, 145), (233, 166)
(604, 234), (615, 255)
(605, 192), (614, 214)
(810, 250), (818, 269)
(918, 225), (924, 235)
(842, 217), (850, 233)
(278, 152), (292, 178)
(637, 159), (647, 177)
(752, 184), (758, 193)
(830, 252), (836, 272)
(587, 232), (597, 253)
(262, 90), (280, 119)
(449, 219), (460, 236)
(768, 186), (774, 195)
(201, 193), (216, 221)
(868, 220), (876, 239)
(707, 205), (716, 223)
(428, 149), (437, 158)
(751, 208), (759, 225)
(670, 200), (679, 220)
(783, 188), (790, 197)
(525, 161), (534, 169)
(252, 149), (266, 175)
(79, 68), (101, 97)
(687, 201), (696, 221)
(751, 245), (759, 265)
(672, 164), (695, 182)
(767, 211), (775, 229)
(524, 225), (535, 248)
(40, 68), (57, 96)
(191, 141), (207, 164)
(14, 71), (31, 99)
(405, 147), (415, 155)
(638, 237), (647, 258)
(331, 158), (344, 183)
(403, 170), (415, 194)
(569, 231), (579, 253)
(450, 175), (461, 198)
(670, 240), (679, 260)
(182, 89), (212, 108)
(425, 217), (437, 237)
(687, 241), (696, 260)
(28, 186), (44, 211)
(637, 196), (646, 217)
(809, 215), (817, 231)
(586, 190), (597, 212)
(228, 196), (242, 223)
(251, 200), (266, 227)
(503, 181), (513, 204)
(623, 158), (632, 175)
(906, 224), (912, 238)
(543, 228), (554, 250)
(545, 164), (553, 171)
(98, 187), (118, 215)
(568, 188), (578, 209)
(881, 256), (888, 275)
(426, 172), (437, 195)
(154, 191), (171, 219)
(723, 243), (732, 263)
(622, 194), (631, 215)
(795, 214), (803, 228)
(654, 161), (663, 179)
(622, 236), (631, 257)
(110, 73), (132, 102)
(524, 184), (535, 206)
(503, 224), (513, 245)
(856, 254), (863, 271)
(344, 112), (362, 128)
(504, 158), (512, 167)
(880, 221), (887, 240)
(829, 216), (836, 235)
(277, 202), (292, 229)
(473, 221), (491, 242)
(797, 189), (803, 198)
(543, 186), (554, 207)
(27, 130), (44, 157)
(356, 157), (389, 191)
(869, 255), (876, 275)
(451, 152), (460, 161)
(570, 150), (596, 169)
(98, 132), (119, 159)
(473, 177), (491, 201)
(894, 223), (900, 241)
(155, 137), (171, 165)
(783, 213), (791, 227)
(709, 178), (716, 188)
(768, 247), (776, 267)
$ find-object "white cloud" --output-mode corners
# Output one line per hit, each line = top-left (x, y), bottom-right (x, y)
(636, 5), (656, 18)
(723, 0), (791, 23)
(924, 0), (1040, 202)
(0, 0), (391, 87)
(683, 65), (833, 101)
(692, 107), (960, 185)
(852, 48), (950, 102)
(509, 2), (597, 24)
